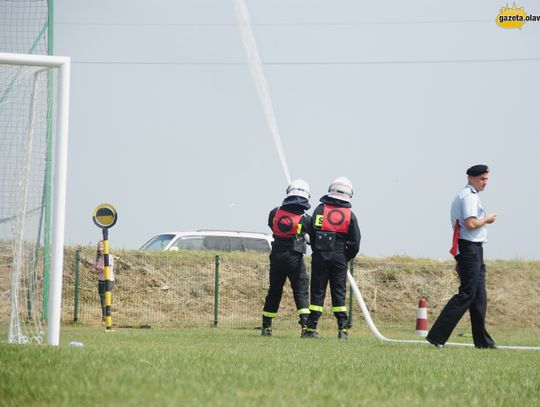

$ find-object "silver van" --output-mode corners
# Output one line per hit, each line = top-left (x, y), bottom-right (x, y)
(139, 230), (272, 253)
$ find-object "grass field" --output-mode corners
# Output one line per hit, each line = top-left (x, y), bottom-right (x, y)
(1, 326), (539, 407)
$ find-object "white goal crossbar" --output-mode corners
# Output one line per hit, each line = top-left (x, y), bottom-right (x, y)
(0, 52), (71, 346)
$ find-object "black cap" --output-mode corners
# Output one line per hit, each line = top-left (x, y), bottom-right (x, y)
(466, 164), (489, 176)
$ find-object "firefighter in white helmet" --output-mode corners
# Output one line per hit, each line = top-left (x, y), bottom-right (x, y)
(261, 179), (312, 336)
(302, 176), (361, 339)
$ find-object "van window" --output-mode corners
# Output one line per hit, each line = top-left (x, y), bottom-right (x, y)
(229, 237), (244, 251)
(205, 236), (230, 251)
(140, 234), (175, 252)
(173, 236), (205, 250)
(244, 238), (271, 253)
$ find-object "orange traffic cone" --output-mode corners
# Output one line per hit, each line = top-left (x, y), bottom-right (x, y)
(415, 297), (428, 336)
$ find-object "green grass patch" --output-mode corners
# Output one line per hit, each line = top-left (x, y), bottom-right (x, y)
(1, 327), (539, 406)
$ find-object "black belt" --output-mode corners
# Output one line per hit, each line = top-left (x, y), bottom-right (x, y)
(458, 239), (483, 246)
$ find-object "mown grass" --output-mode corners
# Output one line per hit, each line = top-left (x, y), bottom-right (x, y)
(1, 327), (539, 407)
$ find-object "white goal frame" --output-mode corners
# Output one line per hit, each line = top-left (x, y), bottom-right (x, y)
(0, 52), (70, 346)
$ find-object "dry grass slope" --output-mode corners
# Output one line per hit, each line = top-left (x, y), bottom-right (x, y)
(59, 247), (540, 331)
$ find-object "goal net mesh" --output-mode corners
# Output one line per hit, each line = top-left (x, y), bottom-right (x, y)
(0, 0), (49, 55)
(0, 62), (58, 344)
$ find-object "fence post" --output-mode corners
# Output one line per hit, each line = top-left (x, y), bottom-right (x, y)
(73, 248), (80, 323)
(348, 259), (354, 328)
(213, 255), (220, 327)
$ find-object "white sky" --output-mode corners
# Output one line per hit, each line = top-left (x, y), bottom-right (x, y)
(55, 0), (540, 259)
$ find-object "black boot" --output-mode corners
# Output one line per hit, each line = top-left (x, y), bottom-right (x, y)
(261, 316), (273, 336)
(338, 321), (349, 340)
(261, 328), (272, 336)
(299, 314), (308, 334)
(337, 329), (349, 340)
(301, 329), (321, 339)
(301, 318), (321, 339)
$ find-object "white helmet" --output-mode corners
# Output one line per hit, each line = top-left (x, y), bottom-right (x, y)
(328, 177), (353, 202)
(286, 179), (311, 200)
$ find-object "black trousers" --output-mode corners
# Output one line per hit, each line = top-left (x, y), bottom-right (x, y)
(306, 250), (349, 329)
(427, 240), (495, 348)
(263, 250), (309, 317)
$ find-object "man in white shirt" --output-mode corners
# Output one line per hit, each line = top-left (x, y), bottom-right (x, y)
(426, 165), (497, 349)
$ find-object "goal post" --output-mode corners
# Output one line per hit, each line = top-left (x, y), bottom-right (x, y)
(0, 52), (70, 346)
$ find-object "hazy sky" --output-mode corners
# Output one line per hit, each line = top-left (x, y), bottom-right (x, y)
(54, 0), (539, 259)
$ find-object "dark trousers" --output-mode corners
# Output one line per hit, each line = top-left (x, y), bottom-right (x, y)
(427, 240), (495, 348)
(263, 251), (309, 318)
(306, 251), (349, 329)
(98, 280), (114, 319)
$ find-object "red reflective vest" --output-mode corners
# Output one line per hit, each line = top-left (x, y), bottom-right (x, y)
(272, 208), (302, 238)
(321, 205), (351, 233)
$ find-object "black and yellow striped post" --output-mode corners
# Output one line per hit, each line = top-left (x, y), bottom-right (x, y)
(92, 203), (118, 331)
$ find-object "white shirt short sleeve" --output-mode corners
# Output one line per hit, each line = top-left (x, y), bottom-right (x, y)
(450, 185), (487, 243)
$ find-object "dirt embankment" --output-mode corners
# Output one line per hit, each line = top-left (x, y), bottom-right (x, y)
(60, 247), (540, 329)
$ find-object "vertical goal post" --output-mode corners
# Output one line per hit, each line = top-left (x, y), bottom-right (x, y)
(0, 52), (71, 346)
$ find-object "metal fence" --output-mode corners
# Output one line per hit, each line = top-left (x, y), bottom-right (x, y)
(61, 248), (540, 339)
